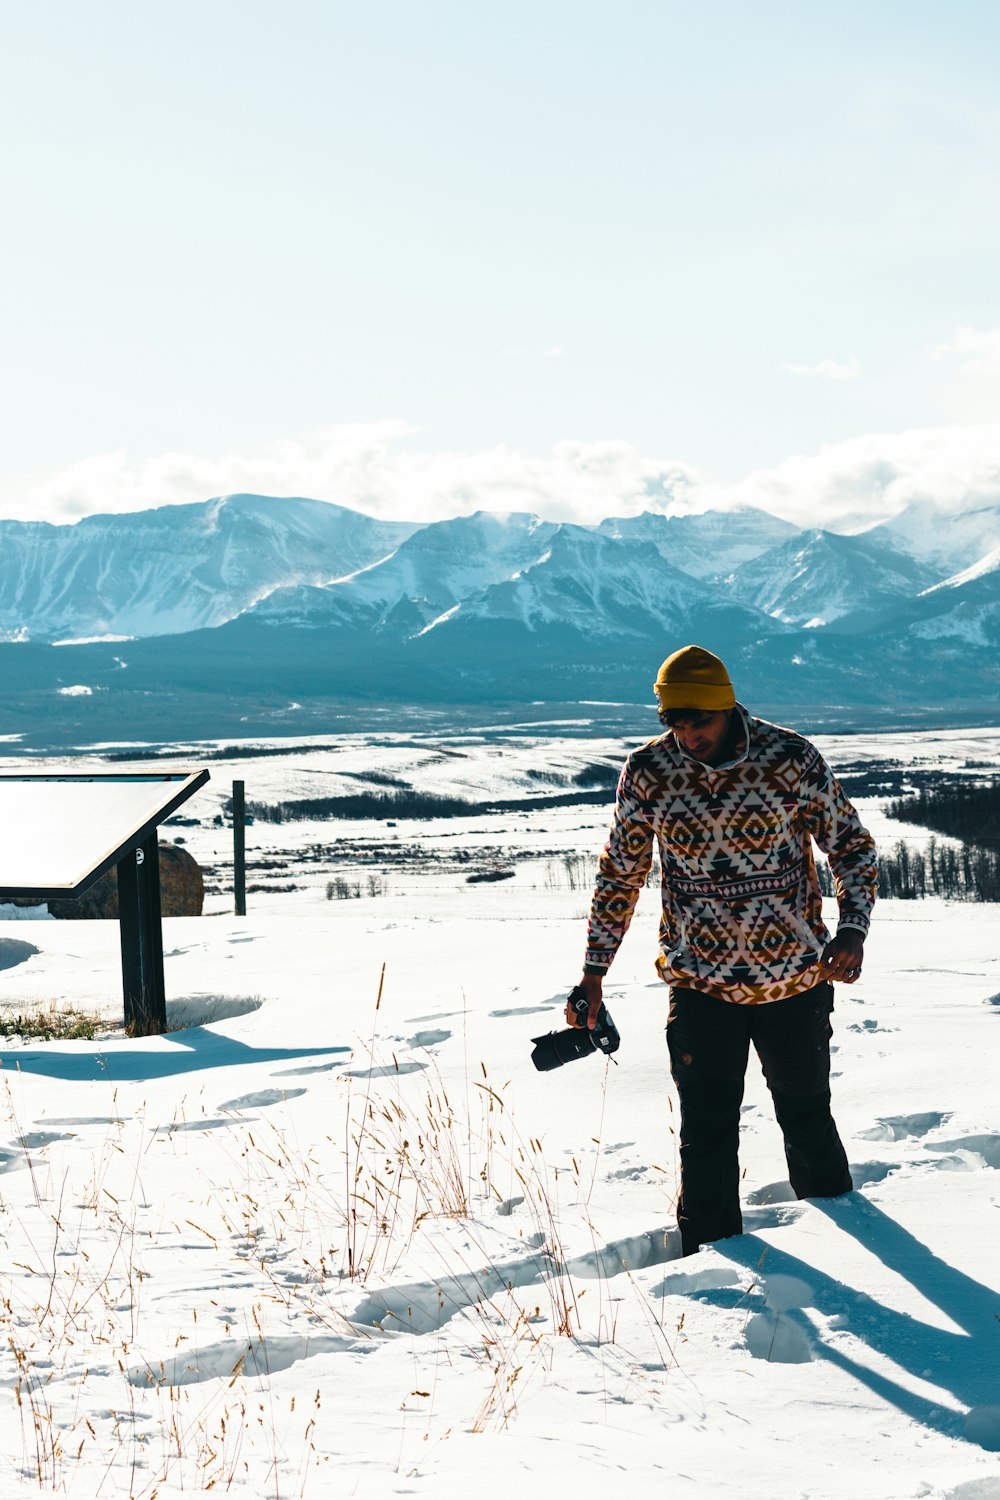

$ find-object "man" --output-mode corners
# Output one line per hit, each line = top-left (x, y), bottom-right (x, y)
(571, 644), (878, 1256)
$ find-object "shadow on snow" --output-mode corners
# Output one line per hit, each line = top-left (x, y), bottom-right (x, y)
(0, 1025), (352, 1083)
(714, 1195), (1000, 1450)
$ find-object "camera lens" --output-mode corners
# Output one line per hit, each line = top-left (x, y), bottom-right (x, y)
(530, 1026), (596, 1072)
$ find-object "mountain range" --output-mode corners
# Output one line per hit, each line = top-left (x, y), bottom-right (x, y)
(1, 491), (998, 742)
(0, 494), (415, 642)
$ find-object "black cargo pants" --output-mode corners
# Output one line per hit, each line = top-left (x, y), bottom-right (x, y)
(666, 981), (852, 1256)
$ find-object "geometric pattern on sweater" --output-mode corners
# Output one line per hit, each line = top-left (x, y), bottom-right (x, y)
(584, 706), (878, 1005)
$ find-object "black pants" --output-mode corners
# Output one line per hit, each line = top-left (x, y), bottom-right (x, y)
(667, 982), (852, 1256)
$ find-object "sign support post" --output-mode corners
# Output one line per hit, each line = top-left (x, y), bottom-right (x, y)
(117, 834), (167, 1036)
(233, 779), (246, 917)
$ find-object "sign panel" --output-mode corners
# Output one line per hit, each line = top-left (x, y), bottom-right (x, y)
(0, 771), (210, 897)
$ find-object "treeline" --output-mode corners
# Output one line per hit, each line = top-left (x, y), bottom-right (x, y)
(107, 740), (338, 763)
(817, 838), (1000, 902)
(526, 760), (619, 790)
(878, 838), (1000, 901)
(886, 779), (1000, 850)
(247, 786), (616, 823)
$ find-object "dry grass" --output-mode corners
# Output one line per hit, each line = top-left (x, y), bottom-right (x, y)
(0, 1005), (119, 1042)
(0, 965), (683, 1493)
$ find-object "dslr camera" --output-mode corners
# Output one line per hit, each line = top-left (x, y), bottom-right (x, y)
(530, 985), (621, 1072)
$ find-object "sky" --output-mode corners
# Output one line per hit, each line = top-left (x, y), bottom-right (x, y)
(3, 0), (1000, 528)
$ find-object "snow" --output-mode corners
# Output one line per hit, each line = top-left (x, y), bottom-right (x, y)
(0, 727), (999, 1499)
(51, 635), (135, 647)
(922, 544), (1000, 594)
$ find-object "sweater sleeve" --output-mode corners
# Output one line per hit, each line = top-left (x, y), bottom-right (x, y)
(584, 758), (655, 971)
(800, 744), (878, 938)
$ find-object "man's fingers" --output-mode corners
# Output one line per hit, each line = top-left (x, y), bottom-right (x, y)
(821, 955), (862, 982)
(565, 996), (604, 1027)
(820, 942), (863, 985)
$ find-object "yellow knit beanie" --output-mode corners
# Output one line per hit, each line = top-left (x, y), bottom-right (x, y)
(653, 644), (735, 711)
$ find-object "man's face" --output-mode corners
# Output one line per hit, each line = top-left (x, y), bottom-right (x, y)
(667, 709), (733, 765)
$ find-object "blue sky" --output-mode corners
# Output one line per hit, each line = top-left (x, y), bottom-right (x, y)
(2, 1), (1000, 523)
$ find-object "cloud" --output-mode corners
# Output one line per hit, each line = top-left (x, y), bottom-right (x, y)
(713, 421), (1000, 530)
(5, 419), (1000, 535)
(3, 426), (698, 528)
(933, 325), (1000, 377)
(781, 355), (862, 381)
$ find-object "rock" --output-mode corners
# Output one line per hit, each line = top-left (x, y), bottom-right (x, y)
(46, 843), (205, 919)
(157, 843), (205, 916)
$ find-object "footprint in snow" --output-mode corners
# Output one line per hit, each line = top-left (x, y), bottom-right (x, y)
(745, 1275), (816, 1365)
(651, 1264), (743, 1299)
(926, 1134), (1000, 1169)
(408, 1028), (451, 1048)
(746, 1162), (897, 1207)
(44, 1116), (120, 1127)
(0, 1132), (77, 1174)
(219, 1087), (307, 1111)
(847, 1018), (896, 1033)
(859, 1111), (950, 1142)
(127, 1330), (368, 1388)
(272, 1058), (349, 1077)
(342, 1061), (428, 1080)
(659, 1268), (817, 1366)
(489, 1005), (554, 1019)
(745, 1179), (798, 1207)
(743, 1201), (810, 1232)
(349, 1226), (684, 1335)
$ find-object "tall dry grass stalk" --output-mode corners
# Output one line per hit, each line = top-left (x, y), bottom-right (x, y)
(0, 962), (682, 1490)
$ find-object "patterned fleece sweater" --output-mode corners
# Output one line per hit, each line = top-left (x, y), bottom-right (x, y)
(584, 706), (878, 1004)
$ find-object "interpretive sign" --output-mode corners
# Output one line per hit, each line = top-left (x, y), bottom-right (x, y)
(0, 770), (210, 1035)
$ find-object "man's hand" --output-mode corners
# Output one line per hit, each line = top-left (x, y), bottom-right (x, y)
(820, 930), (865, 984)
(568, 973), (605, 1029)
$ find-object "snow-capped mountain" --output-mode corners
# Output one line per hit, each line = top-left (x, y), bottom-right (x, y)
(3, 491), (1000, 740)
(0, 494), (416, 642)
(862, 500), (1000, 578)
(889, 545), (1000, 647)
(597, 506), (799, 579)
(398, 525), (789, 698)
(725, 529), (940, 627)
(414, 523), (763, 638)
(228, 523), (786, 703)
(920, 543), (1000, 598)
(248, 511), (558, 636)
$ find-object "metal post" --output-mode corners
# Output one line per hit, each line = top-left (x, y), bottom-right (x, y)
(233, 779), (246, 916)
(117, 834), (167, 1036)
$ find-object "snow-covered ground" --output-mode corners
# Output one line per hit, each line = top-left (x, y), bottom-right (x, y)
(1, 727), (999, 1499)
